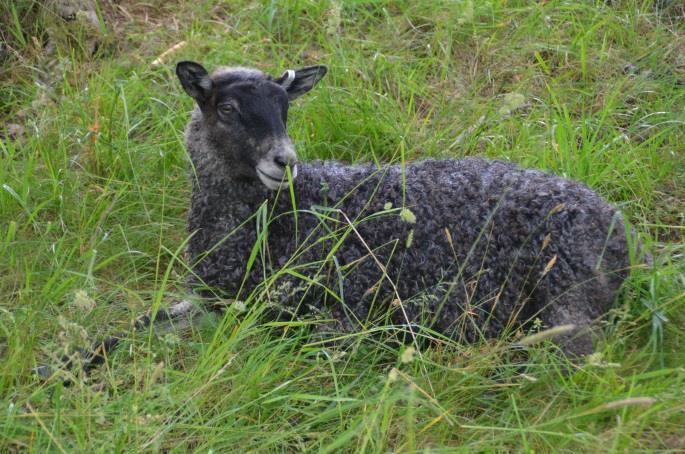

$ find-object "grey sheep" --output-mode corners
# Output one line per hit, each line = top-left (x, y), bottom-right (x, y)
(36, 60), (633, 381)
(175, 61), (632, 358)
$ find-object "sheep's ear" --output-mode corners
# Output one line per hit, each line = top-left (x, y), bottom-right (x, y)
(276, 65), (327, 100)
(176, 61), (213, 104)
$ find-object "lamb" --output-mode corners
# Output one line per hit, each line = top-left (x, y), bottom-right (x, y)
(36, 61), (633, 380)
(176, 61), (631, 358)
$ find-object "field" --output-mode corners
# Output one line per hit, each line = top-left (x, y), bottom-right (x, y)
(1, 0), (684, 451)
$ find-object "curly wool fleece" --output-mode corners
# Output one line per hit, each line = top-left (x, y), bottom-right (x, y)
(186, 111), (631, 356)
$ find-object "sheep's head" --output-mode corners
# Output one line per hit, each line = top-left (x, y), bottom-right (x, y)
(176, 61), (327, 190)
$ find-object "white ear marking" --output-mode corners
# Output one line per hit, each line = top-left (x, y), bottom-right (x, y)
(198, 78), (212, 90)
(281, 69), (296, 89)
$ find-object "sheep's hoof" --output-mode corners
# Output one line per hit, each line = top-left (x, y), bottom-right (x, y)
(33, 364), (54, 380)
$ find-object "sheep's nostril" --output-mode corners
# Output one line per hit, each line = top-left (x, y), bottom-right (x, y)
(274, 155), (295, 169)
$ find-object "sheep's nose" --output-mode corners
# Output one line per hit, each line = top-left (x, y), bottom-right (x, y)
(274, 154), (297, 169)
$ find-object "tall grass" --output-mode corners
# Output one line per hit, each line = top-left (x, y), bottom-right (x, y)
(1, 0), (683, 451)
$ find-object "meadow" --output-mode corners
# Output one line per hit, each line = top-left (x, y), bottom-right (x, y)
(1, 0), (684, 451)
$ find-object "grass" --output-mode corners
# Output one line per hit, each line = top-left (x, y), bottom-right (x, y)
(1, 0), (684, 451)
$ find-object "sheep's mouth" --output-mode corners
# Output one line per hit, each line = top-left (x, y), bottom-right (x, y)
(257, 168), (285, 182)
(256, 165), (298, 190)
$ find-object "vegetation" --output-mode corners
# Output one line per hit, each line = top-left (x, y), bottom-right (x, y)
(1, 0), (683, 451)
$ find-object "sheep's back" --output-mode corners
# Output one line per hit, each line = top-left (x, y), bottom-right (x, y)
(188, 157), (629, 336)
(285, 158), (628, 332)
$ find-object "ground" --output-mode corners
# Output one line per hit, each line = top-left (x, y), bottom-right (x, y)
(0, 0), (684, 451)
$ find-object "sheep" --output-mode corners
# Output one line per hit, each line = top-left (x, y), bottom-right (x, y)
(37, 60), (633, 380)
(177, 61), (632, 358)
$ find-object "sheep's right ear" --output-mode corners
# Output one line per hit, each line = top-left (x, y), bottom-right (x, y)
(176, 61), (213, 104)
(276, 65), (327, 101)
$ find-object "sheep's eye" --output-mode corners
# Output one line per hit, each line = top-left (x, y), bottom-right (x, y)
(218, 103), (236, 115)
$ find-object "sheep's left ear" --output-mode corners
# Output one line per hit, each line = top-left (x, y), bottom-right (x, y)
(176, 61), (213, 105)
(275, 65), (327, 101)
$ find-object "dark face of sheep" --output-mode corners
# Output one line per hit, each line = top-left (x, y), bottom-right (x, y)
(176, 61), (327, 190)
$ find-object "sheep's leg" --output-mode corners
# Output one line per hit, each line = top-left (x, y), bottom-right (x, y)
(536, 299), (597, 358)
(526, 245), (619, 359)
(34, 299), (200, 382)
